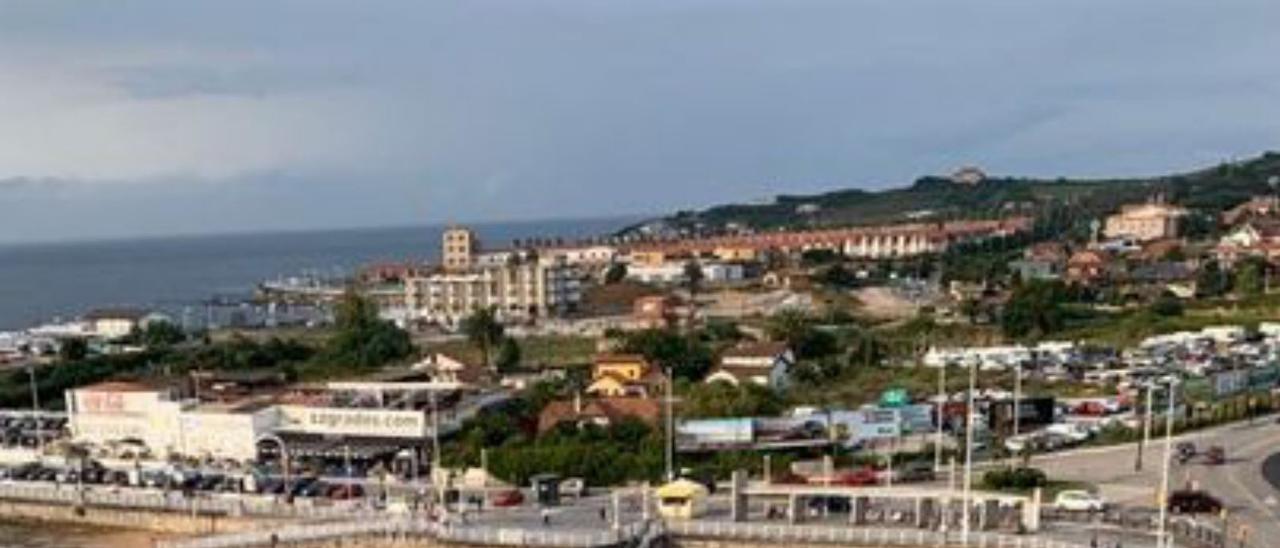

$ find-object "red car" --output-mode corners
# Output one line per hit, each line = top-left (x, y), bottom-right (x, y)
(328, 483), (365, 500)
(832, 468), (879, 487)
(490, 489), (525, 507)
(1073, 401), (1108, 416)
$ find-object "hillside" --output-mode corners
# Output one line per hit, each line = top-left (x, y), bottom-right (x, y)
(626, 152), (1280, 236)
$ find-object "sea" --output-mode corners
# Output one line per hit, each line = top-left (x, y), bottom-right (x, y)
(0, 216), (638, 331)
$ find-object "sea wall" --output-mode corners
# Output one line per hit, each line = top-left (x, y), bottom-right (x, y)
(0, 498), (282, 536)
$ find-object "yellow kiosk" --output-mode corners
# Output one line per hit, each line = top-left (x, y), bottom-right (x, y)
(655, 479), (709, 519)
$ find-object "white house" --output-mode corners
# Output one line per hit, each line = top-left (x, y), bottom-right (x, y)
(82, 308), (161, 340)
(704, 342), (794, 390)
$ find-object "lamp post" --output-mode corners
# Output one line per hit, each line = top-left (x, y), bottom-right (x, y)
(935, 364), (946, 474)
(665, 369), (675, 481)
(961, 361), (976, 545)
(1013, 361), (1023, 439)
(27, 365), (42, 453)
(1136, 383), (1154, 472)
(1156, 379), (1178, 548)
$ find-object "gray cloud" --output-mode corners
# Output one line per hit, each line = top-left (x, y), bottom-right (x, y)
(1, 0), (1279, 243)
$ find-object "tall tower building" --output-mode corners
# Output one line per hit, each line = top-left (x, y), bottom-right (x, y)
(442, 226), (478, 271)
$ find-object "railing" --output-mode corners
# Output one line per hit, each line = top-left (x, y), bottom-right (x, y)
(666, 520), (1090, 548)
(0, 482), (369, 520)
(159, 519), (654, 548)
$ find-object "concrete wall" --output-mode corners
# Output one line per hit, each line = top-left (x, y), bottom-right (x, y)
(0, 499), (282, 536)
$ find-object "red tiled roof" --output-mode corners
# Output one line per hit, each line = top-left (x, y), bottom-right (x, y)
(537, 397), (662, 433)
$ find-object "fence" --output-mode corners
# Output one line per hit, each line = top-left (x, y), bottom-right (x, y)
(666, 520), (1090, 548)
(0, 482), (369, 520)
(159, 519), (654, 548)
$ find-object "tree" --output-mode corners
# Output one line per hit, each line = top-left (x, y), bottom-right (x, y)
(1149, 293), (1184, 317)
(461, 307), (505, 370)
(137, 321), (186, 349)
(1234, 257), (1266, 298)
(604, 263), (628, 284)
(58, 338), (89, 362)
(681, 382), (784, 419)
(1196, 260), (1230, 298)
(496, 337), (522, 373)
(620, 329), (712, 381)
(765, 309), (837, 360)
(314, 289), (413, 372)
(1001, 280), (1067, 340)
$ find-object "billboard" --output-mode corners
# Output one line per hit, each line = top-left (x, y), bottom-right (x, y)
(676, 418), (754, 445)
(848, 408), (900, 441)
(276, 406), (427, 438)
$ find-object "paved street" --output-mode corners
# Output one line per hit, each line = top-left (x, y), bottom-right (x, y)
(1028, 415), (1280, 545)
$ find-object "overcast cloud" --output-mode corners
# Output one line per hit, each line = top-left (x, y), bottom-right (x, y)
(1, 0), (1278, 243)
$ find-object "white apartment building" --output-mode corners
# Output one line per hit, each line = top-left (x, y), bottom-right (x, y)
(626, 261), (745, 285)
(405, 256), (582, 327)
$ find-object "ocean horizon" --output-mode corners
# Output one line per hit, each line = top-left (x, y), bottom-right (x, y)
(0, 216), (641, 331)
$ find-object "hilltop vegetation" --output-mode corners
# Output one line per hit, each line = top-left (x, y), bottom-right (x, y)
(638, 152), (1280, 233)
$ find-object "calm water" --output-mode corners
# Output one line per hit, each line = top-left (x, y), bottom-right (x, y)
(0, 217), (636, 330)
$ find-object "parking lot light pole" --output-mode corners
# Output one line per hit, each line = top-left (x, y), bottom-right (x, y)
(1136, 383), (1154, 472)
(961, 361), (976, 545)
(1013, 362), (1022, 438)
(935, 364), (946, 474)
(27, 365), (42, 453)
(1156, 380), (1177, 548)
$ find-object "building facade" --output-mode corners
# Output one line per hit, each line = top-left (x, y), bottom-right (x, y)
(405, 255), (582, 327)
(442, 226), (479, 271)
(1103, 202), (1188, 242)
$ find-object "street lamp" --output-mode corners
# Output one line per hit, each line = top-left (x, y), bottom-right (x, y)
(1135, 383), (1154, 472)
(934, 363), (946, 474)
(1156, 379), (1179, 548)
(961, 360), (977, 545)
(27, 365), (42, 453)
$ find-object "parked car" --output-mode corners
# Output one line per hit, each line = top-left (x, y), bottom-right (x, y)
(897, 461), (936, 483)
(1054, 490), (1106, 512)
(1045, 423), (1091, 443)
(831, 468), (878, 487)
(328, 483), (364, 500)
(1204, 446), (1225, 465)
(1168, 491), (1223, 514)
(560, 477), (587, 498)
(490, 489), (524, 507)
(1176, 442), (1196, 461)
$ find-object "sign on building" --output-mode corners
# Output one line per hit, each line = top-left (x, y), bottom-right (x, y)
(277, 406), (427, 439)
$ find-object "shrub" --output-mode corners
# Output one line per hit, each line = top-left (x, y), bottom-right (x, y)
(982, 466), (1047, 491)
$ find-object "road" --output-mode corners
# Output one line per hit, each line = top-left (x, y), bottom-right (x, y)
(1028, 415), (1280, 545)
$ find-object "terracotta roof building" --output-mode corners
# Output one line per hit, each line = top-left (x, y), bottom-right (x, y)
(537, 397), (662, 434)
(705, 342), (794, 391)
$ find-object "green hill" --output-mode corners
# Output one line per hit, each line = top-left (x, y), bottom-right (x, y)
(632, 152), (1280, 235)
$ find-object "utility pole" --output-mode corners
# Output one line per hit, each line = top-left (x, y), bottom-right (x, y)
(1136, 384), (1154, 472)
(1156, 380), (1177, 548)
(430, 389), (442, 505)
(1013, 361), (1023, 439)
(935, 364), (946, 474)
(962, 361), (976, 545)
(665, 372), (675, 482)
(27, 366), (42, 453)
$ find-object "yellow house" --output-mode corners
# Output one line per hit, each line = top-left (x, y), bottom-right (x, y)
(585, 354), (663, 398)
(628, 250), (668, 267)
(713, 246), (757, 262)
(655, 479), (708, 519)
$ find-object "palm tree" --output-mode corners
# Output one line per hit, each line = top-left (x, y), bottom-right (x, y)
(461, 307), (505, 371)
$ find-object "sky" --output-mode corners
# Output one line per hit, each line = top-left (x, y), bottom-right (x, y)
(1, 0), (1279, 244)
